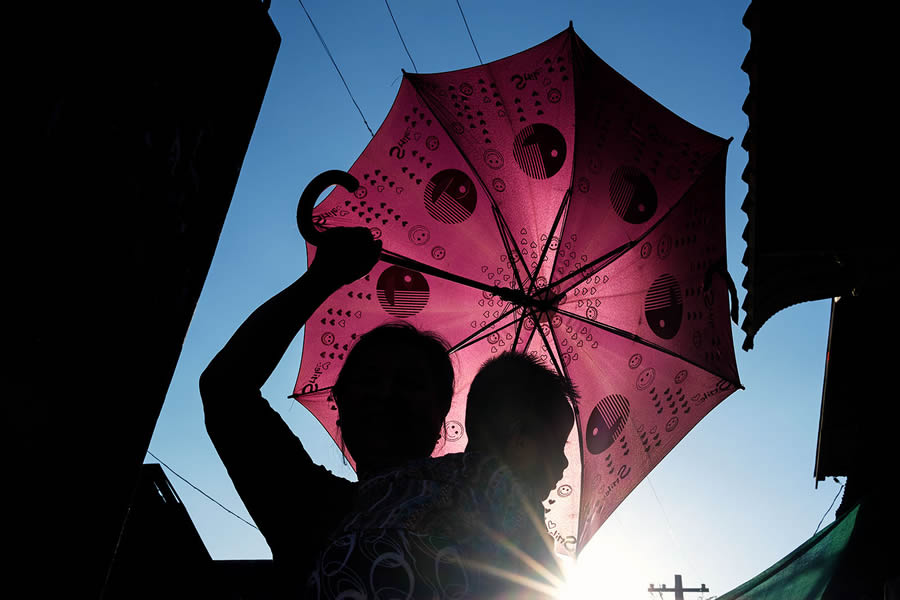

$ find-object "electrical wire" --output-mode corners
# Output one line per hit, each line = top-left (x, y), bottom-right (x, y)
(146, 450), (259, 531)
(647, 475), (700, 577)
(813, 481), (846, 535)
(384, 0), (417, 72)
(455, 0), (483, 65)
(297, 0), (374, 137)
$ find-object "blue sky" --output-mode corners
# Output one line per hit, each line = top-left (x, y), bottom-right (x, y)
(148, 1), (841, 597)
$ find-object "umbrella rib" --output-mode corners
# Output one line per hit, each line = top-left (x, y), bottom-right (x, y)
(381, 251), (495, 292)
(289, 385), (334, 400)
(482, 30), (577, 292)
(296, 312), (522, 400)
(492, 204), (531, 294)
(448, 309), (524, 354)
(404, 75), (533, 287)
(546, 322), (571, 381)
(527, 187), (571, 295)
(513, 306), (526, 349)
(550, 241), (635, 299)
(547, 28), (581, 290)
(533, 313), (564, 376)
(379, 250), (532, 305)
(519, 314), (539, 352)
(542, 309), (592, 548)
(566, 25), (590, 557)
(546, 305), (589, 556)
(547, 138), (734, 298)
(555, 308), (744, 389)
(541, 187), (573, 294)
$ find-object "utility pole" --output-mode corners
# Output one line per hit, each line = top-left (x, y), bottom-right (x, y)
(648, 574), (709, 600)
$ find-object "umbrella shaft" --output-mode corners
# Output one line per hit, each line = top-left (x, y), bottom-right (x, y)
(379, 252), (545, 309)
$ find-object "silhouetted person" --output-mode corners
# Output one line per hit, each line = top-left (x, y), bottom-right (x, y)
(200, 226), (454, 595)
(465, 351), (574, 514)
(308, 351), (576, 599)
(464, 351), (576, 596)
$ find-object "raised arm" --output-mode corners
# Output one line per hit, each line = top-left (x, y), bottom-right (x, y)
(200, 226), (381, 396)
(198, 226), (380, 583)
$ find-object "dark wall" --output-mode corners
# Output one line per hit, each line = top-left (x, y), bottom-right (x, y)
(739, 3), (893, 349)
(105, 464), (282, 599)
(7, 2), (280, 596)
(104, 464), (221, 599)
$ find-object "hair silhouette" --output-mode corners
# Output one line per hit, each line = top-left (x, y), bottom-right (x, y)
(466, 351), (577, 450)
(331, 322), (454, 468)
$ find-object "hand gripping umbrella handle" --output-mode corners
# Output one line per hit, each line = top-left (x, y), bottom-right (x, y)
(296, 169), (540, 308)
(296, 170), (360, 246)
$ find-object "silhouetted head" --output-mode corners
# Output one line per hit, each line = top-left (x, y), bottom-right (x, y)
(465, 352), (576, 502)
(331, 323), (454, 474)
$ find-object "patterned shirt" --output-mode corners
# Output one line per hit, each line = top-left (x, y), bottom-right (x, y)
(307, 452), (562, 599)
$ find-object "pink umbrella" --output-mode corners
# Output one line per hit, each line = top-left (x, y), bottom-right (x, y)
(292, 25), (741, 557)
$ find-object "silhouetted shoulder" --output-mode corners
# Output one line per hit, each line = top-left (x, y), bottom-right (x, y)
(203, 386), (355, 587)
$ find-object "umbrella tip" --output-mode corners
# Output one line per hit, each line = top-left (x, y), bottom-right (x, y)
(569, 20), (574, 30)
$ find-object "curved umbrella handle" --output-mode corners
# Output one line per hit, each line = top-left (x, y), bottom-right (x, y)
(295, 170), (542, 305)
(704, 256), (740, 324)
(296, 170), (360, 246)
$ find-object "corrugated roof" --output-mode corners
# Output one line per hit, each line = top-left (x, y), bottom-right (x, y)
(738, 2), (892, 350)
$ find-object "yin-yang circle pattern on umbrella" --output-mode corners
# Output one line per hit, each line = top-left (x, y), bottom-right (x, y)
(609, 166), (658, 224)
(423, 169), (477, 224)
(512, 123), (567, 179)
(376, 266), (429, 318)
(644, 273), (683, 339)
(586, 394), (630, 455)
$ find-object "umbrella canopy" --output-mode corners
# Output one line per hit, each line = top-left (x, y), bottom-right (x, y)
(292, 25), (741, 556)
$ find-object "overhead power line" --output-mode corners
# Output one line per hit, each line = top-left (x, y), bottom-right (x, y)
(455, 0), (483, 65)
(147, 450), (259, 531)
(384, 0), (418, 73)
(647, 475), (700, 576)
(814, 481), (846, 535)
(297, 0), (374, 137)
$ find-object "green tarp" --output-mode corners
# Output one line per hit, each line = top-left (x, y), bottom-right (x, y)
(718, 506), (859, 600)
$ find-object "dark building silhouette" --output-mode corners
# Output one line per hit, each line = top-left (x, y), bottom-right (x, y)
(104, 464), (224, 599)
(814, 295), (897, 599)
(739, 2), (892, 351)
(736, 3), (897, 598)
(105, 464), (281, 600)
(8, 2), (280, 597)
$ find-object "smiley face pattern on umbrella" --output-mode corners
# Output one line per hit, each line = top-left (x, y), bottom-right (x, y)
(408, 225), (430, 245)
